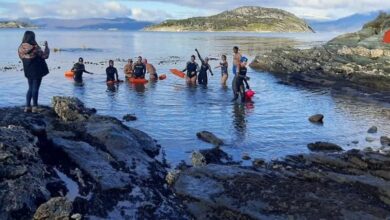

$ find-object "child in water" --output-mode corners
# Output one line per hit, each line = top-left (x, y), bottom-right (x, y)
(215, 55), (228, 86)
(232, 56), (250, 102)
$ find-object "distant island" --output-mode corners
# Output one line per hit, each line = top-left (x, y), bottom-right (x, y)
(144, 6), (314, 33)
(0, 21), (36, 29)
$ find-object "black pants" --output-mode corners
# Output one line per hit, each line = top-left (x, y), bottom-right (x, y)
(26, 78), (42, 107)
(198, 72), (208, 85)
(233, 77), (245, 102)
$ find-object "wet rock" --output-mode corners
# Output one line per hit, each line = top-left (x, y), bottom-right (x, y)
(166, 170), (181, 186)
(191, 147), (233, 167)
(173, 150), (390, 219)
(381, 136), (390, 147)
(52, 97), (96, 122)
(368, 126), (378, 133)
(309, 114), (324, 123)
(252, 158), (265, 167)
(71, 213), (82, 220)
(0, 126), (50, 220)
(196, 131), (224, 146)
(123, 114), (137, 121)
(352, 140), (359, 144)
(366, 137), (375, 142)
(242, 153), (251, 160)
(33, 197), (72, 220)
(307, 142), (343, 152)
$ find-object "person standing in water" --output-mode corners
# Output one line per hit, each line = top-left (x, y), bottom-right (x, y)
(18, 31), (50, 113)
(143, 58), (158, 80)
(124, 59), (133, 78)
(106, 60), (119, 82)
(195, 49), (213, 85)
(72, 57), (93, 83)
(232, 57), (250, 102)
(215, 54), (228, 86)
(133, 56), (146, 79)
(182, 54), (199, 85)
(232, 46), (242, 98)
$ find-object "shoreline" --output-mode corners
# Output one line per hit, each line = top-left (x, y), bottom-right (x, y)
(0, 97), (389, 219)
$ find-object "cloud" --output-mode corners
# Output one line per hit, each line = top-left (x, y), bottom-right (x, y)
(130, 8), (173, 22)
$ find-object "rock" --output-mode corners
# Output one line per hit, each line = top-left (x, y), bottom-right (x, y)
(52, 96), (96, 122)
(242, 153), (251, 160)
(368, 126), (378, 133)
(309, 114), (324, 123)
(71, 213), (82, 220)
(307, 142), (343, 152)
(123, 114), (137, 121)
(0, 126), (50, 220)
(191, 147), (233, 167)
(366, 137), (375, 142)
(196, 131), (224, 146)
(352, 140), (359, 144)
(381, 136), (390, 147)
(33, 197), (72, 220)
(173, 149), (390, 219)
(166, 170), (181, 186)
(252, 158), (265, 167)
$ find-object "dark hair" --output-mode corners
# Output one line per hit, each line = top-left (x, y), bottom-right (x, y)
(22, 31), (37, 45)
(138, 56), (142, 59)
(109, 60), (114, 64)
(233, 46), (239, 50)
(78, 57), (83, 62)
(222, 55), (227, 59)
(191, 55), (196, 59)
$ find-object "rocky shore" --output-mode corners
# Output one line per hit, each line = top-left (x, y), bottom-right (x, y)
(250, 13), (390, 99)
(1, 97), (390, 219)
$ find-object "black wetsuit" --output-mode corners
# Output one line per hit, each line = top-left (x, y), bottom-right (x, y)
(72, 63), (86, 83)
(233, 66), (249, 102)
(186, 62), (198, 78)
(198, 62), (211, 85)
(133, 63), (146, 78)
(106, 66), (118, 82)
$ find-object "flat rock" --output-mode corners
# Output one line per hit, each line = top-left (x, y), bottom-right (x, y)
(309, 114), (324, 123)
(307, 142), (343, 152)
(196, 131), (224, 146)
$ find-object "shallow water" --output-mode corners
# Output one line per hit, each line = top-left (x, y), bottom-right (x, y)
(1, 30), (389, 165)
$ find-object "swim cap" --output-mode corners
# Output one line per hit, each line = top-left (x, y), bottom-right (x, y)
(240, 57), (248, 63)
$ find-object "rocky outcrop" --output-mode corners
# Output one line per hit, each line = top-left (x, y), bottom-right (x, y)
(171, 149), (390, 219)
(33, 197), (73, 220)
(0, 97), (188, 219)
(250, 13), (390, 96)
(145, 6), (313, 33)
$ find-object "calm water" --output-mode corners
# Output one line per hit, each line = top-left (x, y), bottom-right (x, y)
(1, 30), (389, 165)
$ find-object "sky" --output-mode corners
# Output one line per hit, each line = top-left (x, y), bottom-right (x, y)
(0, 0), (390, 22)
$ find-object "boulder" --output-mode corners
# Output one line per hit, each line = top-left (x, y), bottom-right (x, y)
(33, 197), (72, 220)
(367, 126), (378, 133)
(252, 158), (265, 167)
(191, 147), (233, 167)
(123, 114), (137, 121)
(307, 142), (343, 152)
(196, 131), (224, 146)
(242, 153), (251, 160)
(52, 96), (96, 122)
(381, 136), (390, 147)
(309, 114), (324, 123)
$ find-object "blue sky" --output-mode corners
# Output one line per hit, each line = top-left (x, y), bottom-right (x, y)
(0, 0), (390, 21)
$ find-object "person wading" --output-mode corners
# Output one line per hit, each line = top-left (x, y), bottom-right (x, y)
(18, 31), (50, 113)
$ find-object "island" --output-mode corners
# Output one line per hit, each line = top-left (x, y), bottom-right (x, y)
(145, 6), (314, 33)
(0, 21), (36, 29)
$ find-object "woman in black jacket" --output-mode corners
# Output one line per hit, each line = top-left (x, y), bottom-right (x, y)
(18, 31), (50, 113)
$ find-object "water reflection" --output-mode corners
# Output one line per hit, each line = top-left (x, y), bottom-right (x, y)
(232, 103), (247, 141)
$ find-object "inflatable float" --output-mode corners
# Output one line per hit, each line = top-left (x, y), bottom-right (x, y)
(158, 74), (167, 80)
(64, 70), (74, 77)
(170, 69), (185, 78)
(129, 78), (149, 84)
(245, 89), (255, 101)
(384, 30), (390, 44)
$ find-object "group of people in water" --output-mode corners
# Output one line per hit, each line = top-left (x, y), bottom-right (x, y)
(18, 31), (252, 113)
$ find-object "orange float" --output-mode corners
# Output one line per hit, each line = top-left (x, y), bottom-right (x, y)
(158, 74), (167, 80)
(129, 78), (148, 84)
(64, 70), (74, 77)
(384, 30), (390, 44)
(170, 69), (185, 78)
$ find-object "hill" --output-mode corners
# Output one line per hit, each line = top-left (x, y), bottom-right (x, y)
(145, 6), (314, 33)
